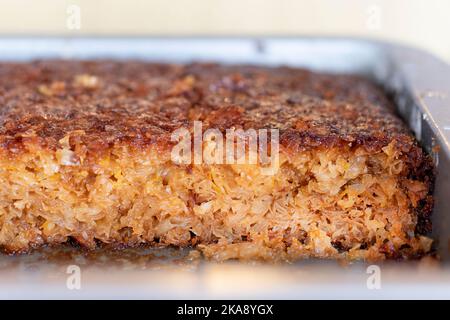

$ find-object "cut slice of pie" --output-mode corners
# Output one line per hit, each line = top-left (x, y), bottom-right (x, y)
(0, 61), (434, 260)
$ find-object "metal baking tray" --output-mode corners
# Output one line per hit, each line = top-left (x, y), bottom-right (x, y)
(0, 37), (449, 299)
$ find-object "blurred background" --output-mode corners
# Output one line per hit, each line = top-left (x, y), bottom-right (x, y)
(0, 0), (448, 63)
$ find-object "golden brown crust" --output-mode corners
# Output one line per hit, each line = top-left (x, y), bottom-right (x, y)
(0, 61), (416, 154)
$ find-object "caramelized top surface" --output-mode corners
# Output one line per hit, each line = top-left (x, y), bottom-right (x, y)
(0, 60), (415, 153)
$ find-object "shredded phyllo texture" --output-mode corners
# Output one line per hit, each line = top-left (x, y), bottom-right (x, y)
(0, 140), (433, 260)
